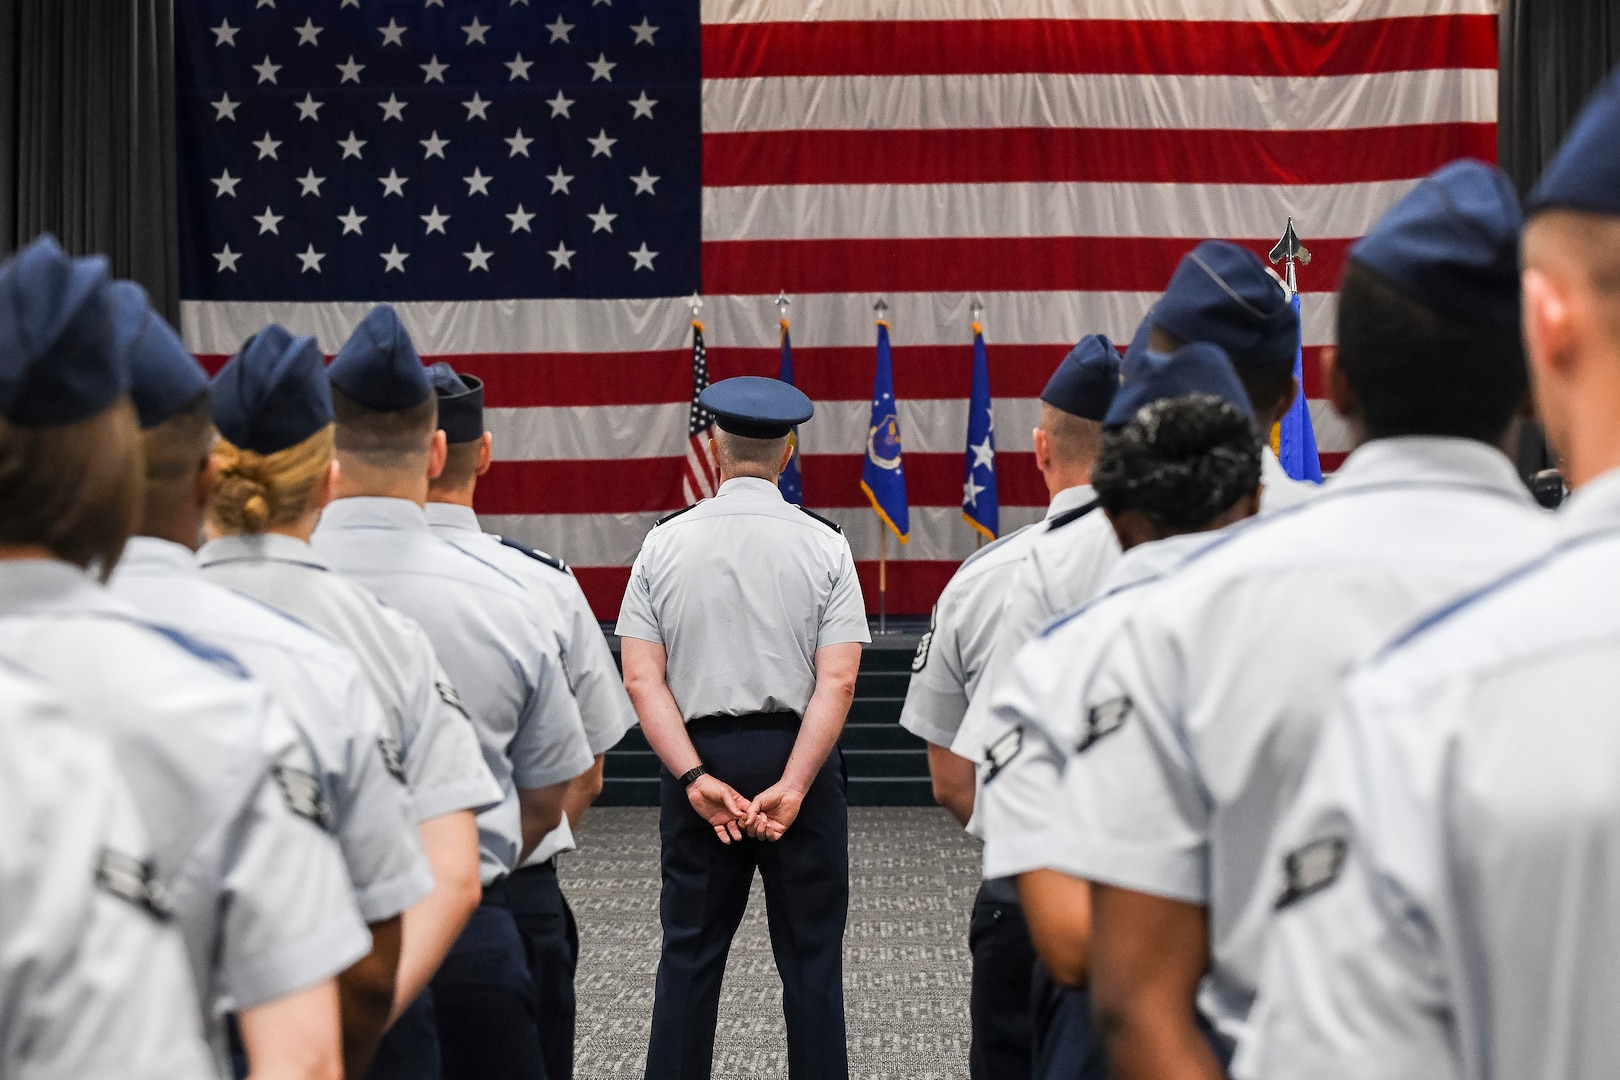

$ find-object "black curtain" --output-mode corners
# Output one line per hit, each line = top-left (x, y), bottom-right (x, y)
(1499, 0), (1620, 197)
(0, 0), (178, 321)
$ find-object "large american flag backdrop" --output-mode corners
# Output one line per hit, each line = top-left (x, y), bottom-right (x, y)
(174, 0), (1498, 617)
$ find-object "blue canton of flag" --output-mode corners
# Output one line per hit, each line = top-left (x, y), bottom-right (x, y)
(777, 318), (804, 506)
(862, 319), (909, 543)
(1276, 293), (1323, 482)
(174, 0), (700, 302)
(962, 322), (998, 540)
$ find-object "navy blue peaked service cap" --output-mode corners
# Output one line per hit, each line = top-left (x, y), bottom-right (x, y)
(328, 304), (430, 411)
(699, 376), (813, 440)
(211, 324), (334, 455)
(1103, 342), (1254, 429)
(1154, 240), (1298, 371)
(110, 280), (209, 430)
(1041, 334), (1119, 421)
(1350, 159), (1522, 326)
(429, 362), (485, 444)
(1528, 66), (1620, 218)
(0, 234), (123, 427)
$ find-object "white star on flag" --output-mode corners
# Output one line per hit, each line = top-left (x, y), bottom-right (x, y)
(212, 94), (238, 121)
(549, 242), (574, 269)
(630, 17), (658, 44)
(380, 245), (409, 272)
(336, 55), (364, 83)
(379, 169), (408, 197)
(630, 167), (659, 195)
(464, 245), (494, 271)
(378, 93), (407, 121)
(295, 93), (322, 121)
(297, 244), (325, 272)
(970, 435), (995, 471)
(420, 206), (450, 234)
(629, 243), (658, 271)
(547, 167), (574, 194)
(337, 131), (366, 159)
(252, 132), (282, 159)
(462, 18), (489, 44)
(254, 206), (283, 233)
(214, 245), (241, 272)
(506, 205), (535, 232)
(587, 204), (617, 232)
(506, 53), (532, 80)
(252, 56), (281, 83)
(546, 15), (572, 42)
(420, 131), (449, 159)
(547, 91), (574, 118)
(420, 56), (448, 83)
(212, 20), (238, 46)
(296, 168), (325, 196)
(963, 477), (985, 508)
(378, 18), (406, 46)
(587, 53), (616, 81)
(294, 18), (321, 46)
(505, 130), (533, 157)
(587, 129), (616, 157)
(212, 170), (240, 197)
(463, 93), (490, 120)
(629, 92), (656, 119)
(337, 207), (367, 235)
(464, 168), (492, 195)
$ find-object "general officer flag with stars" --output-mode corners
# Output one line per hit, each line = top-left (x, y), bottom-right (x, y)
(1275, 293), (1324, 482)
(962, 320), (998, 540)
(778, 316), (803, 505)
(861, 317), (909, 543)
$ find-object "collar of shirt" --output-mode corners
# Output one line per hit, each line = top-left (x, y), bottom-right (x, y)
(197, 532), (329, 571)
(0, 557), (124, 619)
(1559, 466), (1620, 535)
(118, 536), (202, 579)
(318, 496), (433, 533)
(1105, 531), (1216, 592)
(424, 502), (480, 533)
(714, 475), (786, 502)
(1325, 436), (1530, 502)
(1043, 484), (1095, 520)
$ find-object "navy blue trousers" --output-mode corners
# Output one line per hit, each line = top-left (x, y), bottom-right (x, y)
(969, 882), (1037, 1080)
(509, 861), (579, 1080)
(432, 891), (548, 1080)
(645, 713), (849, 1080)
(1030, 963), (1107, 1080)
(364, 989), (441, 1080)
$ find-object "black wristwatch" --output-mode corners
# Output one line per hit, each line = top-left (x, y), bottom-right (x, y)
(679, 765), (708, 788)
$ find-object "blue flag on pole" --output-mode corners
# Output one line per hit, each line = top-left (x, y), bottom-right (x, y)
(862, 320), (910, 542)
(962, 323), (999, 539)
(1275, 293), (1323, 482)
(778, 319), (804, 504)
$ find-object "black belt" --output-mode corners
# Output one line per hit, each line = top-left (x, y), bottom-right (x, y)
(687, 710), (800, 735)
(513, 858), (558, 875)
(481, 874), (511, 907)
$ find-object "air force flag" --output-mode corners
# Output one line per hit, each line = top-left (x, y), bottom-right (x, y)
(962, 322), (999, 540)
(861, 319), (909, 543)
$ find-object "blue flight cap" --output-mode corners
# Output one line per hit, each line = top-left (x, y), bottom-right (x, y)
(328, 304), (429, 411)
(1103, 342), (1254, 429)
(0, 234), (121, 426)
(698, 375), (813, 439)
(429, 362), (485, 444)
(110, 281), (208, 430)
(1154, 240), (1297, 370)
(211, 324), (334, 454)
(1040, 334), (1119, 421)
(1528, 67), (1620, 218)
(1350, 159), (1522, 326)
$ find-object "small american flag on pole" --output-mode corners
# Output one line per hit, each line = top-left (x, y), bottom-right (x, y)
(680, 306), (720, 506)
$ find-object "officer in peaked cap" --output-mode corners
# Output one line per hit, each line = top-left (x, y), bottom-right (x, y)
(1043, 159), (1553, 1078)
(617, 375), (869, 1080)
(104, 288), (437, 1078)
(896, 334), (1117, 1080)
(312, 303), (594, 1080)
(197, 328), (501, 1080)
(423, 361), (638, 1080)
(0, 235), (369, 1079)
(1242, 69), (1620, 1080)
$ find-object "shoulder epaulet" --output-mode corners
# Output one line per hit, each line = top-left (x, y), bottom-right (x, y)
(1045, 498), (1101, 532)
(497, 535), (571, 575)
(656, 504), (698, 526)
(796, 506), (843, 534)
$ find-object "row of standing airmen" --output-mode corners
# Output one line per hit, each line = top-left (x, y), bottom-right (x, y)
(898, 66), (1620, 1080)
(0, 237), (640, 1080)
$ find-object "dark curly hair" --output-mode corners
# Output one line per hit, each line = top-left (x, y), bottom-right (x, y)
(1092, 394), (1262, 530)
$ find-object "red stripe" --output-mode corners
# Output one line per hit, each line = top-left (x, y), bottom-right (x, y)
(701, 16), (1496, 79)
(705, 235), (1356, 298)
(476, 452), (1050, 516)
(576, 562), (960, 620)
(702, 125), (1495, 188)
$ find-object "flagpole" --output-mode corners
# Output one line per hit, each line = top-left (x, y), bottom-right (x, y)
(878, 526), (887, 635)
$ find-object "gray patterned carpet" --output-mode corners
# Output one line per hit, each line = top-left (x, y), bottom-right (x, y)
(561, 807), (979, 1079)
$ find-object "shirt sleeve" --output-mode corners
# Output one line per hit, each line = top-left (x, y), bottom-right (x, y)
(898, 599), (971, 749)
(507, 622), (595, 791)
(1048, 615), (1211, 904)
(953, 555), (1048, 763)
(817, 539), (872, 648)
(1235, 696), (1454, 1080)
(614, 543), (663, 644)
(561, 574), (638, 755)
(402, 632), (503, 822)
(327, 674), (434, 922)
(215, 707), (372, 1013)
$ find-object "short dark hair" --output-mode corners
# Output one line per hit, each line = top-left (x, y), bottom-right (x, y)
(432, 440), (483, 491)
(0, 400), (143, 579)
(142, 390), (213, 486)
(331, 385), (438, 467)
(1150, 325), (1295, 423)
(1336, 260), (1527, 443)
(1093, 394), (1262, 530)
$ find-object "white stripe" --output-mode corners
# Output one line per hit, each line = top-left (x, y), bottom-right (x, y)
(702, 0), (1496, 24)
(704, 180), (1417, 243)
(703, 69), (1495, 133)
(182, 292), (1340, 354)
(486, 398), (1047, 461)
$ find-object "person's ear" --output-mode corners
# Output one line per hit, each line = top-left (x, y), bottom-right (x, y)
(779, 438), (795, 476)
(1321, 345), (1358, 424)
(476, 432), (493, 477)
(427, 429), (448, 482)
(196, 449), (221, 512)
(1523, 267), (1575, 381)
(1032, 426), (1052, 473)
(313, 458), (340, 513)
